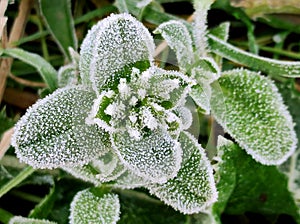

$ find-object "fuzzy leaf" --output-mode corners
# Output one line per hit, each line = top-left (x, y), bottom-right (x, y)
(112, 128), (182, 184)
(2, 48), (58, 92)
(154, 20), (194, 72)
(79, 13), (155, 91)
(12, 86), (109, 169)
(58, 64), (79, 87)
(147, 131), (217, 214)
(70, 189), (120, 224)
(63, 151), (126, 185)
(39, 0), (77, 60)
(215, 136), (300, 223)
(211, 69), (297, 165)
(9, 216), (56, 224)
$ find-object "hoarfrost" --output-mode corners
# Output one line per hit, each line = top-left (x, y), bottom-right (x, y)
(9, 216), (57, 224)
(70, 189), (120, 224)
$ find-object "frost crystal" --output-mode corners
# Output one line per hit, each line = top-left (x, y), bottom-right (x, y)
(211, 69), (297, 165)
(12, 86), (110, 169)
(112, 129), (182, 184)
(79, 13), (155, 93)
(147, 131), (217, 214)
(70, 189), (120, 224)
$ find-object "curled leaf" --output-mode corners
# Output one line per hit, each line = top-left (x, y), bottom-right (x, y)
(12, 86), (110, 169)
(70, 189), (120, 224)
(148, 131), (217, 214)
(211, 69), (297, 165)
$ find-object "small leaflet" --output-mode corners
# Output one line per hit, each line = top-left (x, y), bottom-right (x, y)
(70, 189), (120, 224)
(11, 86), (110, 169)
(111, 128), (182, 184)
(9, 216), (56, 224)
(58, 64), (79, 87)
(147, 131), (217, 214)
(113, 170), (150, 189)
(154, 20), (194, 72)
(79, 13), (155, 93)
(63, 151), (126, 185)
(210, 69), (297, 165)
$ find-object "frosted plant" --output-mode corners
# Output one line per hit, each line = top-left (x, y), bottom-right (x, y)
(11, 12), (217, 221)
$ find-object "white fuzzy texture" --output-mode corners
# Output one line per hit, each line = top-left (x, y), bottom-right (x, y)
(9, 216), (56, 224)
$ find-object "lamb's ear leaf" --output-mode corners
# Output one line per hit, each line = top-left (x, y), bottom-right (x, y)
(70, 189), (120, 224)
(9, 216), (57, 224)
(147, 131), (217, 214)
(211, 69), (297, 165)
(154, 20), (194, 72)
(111, 128), (182, 184)
(79, 13), (155, 91)
(12, 86), (110, 169)
(63, 151), (126, 185)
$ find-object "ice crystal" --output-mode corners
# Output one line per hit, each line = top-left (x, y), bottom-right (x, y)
(70, 189), (120, 224)
(79, 13), (155, 93)
(63, 151), (126, 185)
(9, 216), (57, 224)
(211, 69), (297, 165)
(147, 131), (217, 214)
(154, 20), (194, 71)
(112, 128), (182, 184)
(12, 86), (110, 169)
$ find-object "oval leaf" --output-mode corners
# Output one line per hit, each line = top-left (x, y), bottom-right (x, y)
(12, 86), (109, 169)
(211, 69), (297, 165)
(147, 131), (218, 214)
(79, 13), (155, 91)
(111, 128), (182, 184)
(70, 189), (120, 224)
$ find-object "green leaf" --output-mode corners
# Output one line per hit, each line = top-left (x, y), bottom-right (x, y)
(215, 136), (300, 223)
(79, 13), (155, 92)
(39, 0), (77, 60)
(211, 69), (297, 165)
(9, 216), (57, 224)
(12, 86), (110, 169)
(208, 34), (300, 77)
(70, 189), (120, 224)
(113, 170), (150, 189)
(2, 48), (58, 92)
(63, 151), (126, 186)
(154, 20), (194, 72)
(112, 128), (182, 184)
(147, 131), (217, 214)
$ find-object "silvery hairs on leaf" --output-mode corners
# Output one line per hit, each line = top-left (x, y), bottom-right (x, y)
(211, 69), (297, 165)
(148, 131), (217, 214)
(70, 189), (120, 224)
(12, 86), (110, 169)
(79, 13), (155, 92)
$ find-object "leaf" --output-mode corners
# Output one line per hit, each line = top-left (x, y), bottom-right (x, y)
(39, 0), (77, 60)
(8, 216), (57, 224)
(214, 136), (300, 223)
(69, 189), (120, 224)
(208, 34), (300, 77)
(211, 69), (297, 165)
(111, 128), (182, 184)
(57, 64), (79, 87)
(63, 151), (126, 186)
(12, 86), (110, 169)
(2, 48), (58, 92)
(112, 170), (150, 189)
(79, 13), (155, 92)
(154, 20), (194, 72)
(147, 131), (217, 214)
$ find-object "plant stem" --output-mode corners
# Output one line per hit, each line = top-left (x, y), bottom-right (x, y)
(0, 166), (35, 198)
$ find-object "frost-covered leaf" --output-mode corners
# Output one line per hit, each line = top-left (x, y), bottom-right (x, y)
(173, 106), (192, 130)
(79, 13), (155, 92)
(58, 64), (79, 87)
(154, 20), (194, 72)
(63, 151), (126, 185)
(12, 86), (110, 169)
(70, 189), (120, 224)
(211, 69), (297, 165)
(215, 136), (300, 223)
(113, 170), (150, 189)
(147, 131), (217, 214)
(112, 128), (182, 184)
(9, 216), (56, 224)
